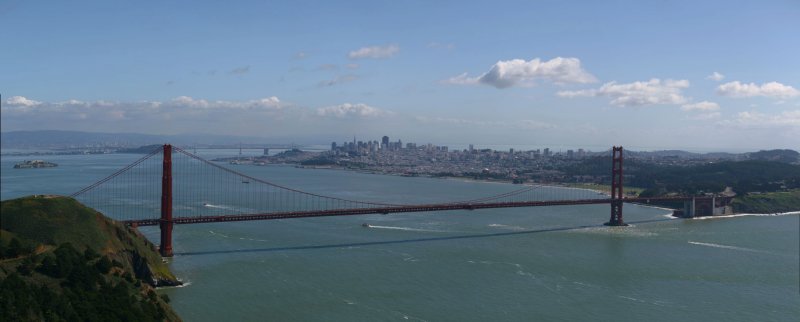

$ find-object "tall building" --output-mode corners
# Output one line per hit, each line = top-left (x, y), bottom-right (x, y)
(331, 142), (336, 151)
(382, 136), (389, 149)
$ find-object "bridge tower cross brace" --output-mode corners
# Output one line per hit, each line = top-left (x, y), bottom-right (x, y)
(160, 144), (174, 257)
(605, 146), (628, 226)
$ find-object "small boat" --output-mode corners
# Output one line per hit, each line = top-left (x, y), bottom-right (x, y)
(361, 223), (370, 228)
(242, 180), (250, 184)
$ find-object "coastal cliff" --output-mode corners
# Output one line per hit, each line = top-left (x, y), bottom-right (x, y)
(0, 196), (182, 321)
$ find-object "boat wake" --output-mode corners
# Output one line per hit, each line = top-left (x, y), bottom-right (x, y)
(208, 230), (269, 242)
(203, 203), (235, 210)
(693, 211), (799, 220)
(364, 225), (444, 233)
(488, 223), (527, 231)
(688, 241), (767, 253)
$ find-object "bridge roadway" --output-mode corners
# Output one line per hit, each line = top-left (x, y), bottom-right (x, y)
(124, 197), (699, 227)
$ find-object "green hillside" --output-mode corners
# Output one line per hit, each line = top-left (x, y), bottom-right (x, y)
(731, 190), (800, 214)
(0, 196), (181, 321)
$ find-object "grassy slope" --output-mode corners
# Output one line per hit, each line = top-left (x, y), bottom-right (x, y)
(1, 195), (182, 320)
(0, 196), (177, 283)
(731, 190), (800, 214)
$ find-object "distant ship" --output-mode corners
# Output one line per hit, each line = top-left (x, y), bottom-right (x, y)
(361, 223), (371, 228)
(14, 160), (58, 169)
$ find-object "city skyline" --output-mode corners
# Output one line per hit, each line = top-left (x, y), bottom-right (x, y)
(1, 1), (799, 151)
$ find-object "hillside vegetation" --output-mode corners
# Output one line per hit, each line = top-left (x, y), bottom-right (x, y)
(0, 196), (181, 321)
(565, 158), (800, 196)
(731, 190), (800, 214)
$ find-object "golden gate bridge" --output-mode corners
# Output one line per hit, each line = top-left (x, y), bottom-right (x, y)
(70, 145), (725, 257)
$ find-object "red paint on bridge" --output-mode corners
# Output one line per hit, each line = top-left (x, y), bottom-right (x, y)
(123, 196), (711, 228)
(71, 144), (725, 257)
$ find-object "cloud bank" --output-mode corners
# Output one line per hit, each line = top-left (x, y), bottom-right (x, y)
(681, 101), (720, 111)
(445, 57), (596, 88)
(717, 81), (799, 98)
(557, 78), (689, 107)
(316, 103), (386, 118)
(719, 110), (800, 128)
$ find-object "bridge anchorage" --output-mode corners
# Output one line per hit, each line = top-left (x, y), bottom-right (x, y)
(71, 144), (725, 257)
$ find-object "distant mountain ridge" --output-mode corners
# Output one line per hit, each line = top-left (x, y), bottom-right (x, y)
(623, 149), (798, 163)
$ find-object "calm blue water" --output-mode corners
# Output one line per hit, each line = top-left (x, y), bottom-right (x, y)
(2, 151), (798, 321)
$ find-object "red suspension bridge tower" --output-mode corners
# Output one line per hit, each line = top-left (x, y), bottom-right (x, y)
(160, 144), (174, 257)
(605, 146), (628, 226)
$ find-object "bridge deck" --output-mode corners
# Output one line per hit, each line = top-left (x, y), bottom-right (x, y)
(124, 197), (702, 226)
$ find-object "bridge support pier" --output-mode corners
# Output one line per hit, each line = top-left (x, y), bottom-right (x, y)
(683, 197), (697, 217)
(605, 146), (628, 226)
(160, 144), (174, 257)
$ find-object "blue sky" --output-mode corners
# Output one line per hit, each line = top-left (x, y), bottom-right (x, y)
(1, 0), (799, 151)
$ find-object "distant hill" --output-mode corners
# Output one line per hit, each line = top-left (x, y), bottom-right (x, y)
(0, 196), (181, 321)
(625, 149), (740, 160)
(631, 160), (800, 195)
(746, 149), (799, 163)
(621, 149), (798, 164)
(117, 144), (165, 154)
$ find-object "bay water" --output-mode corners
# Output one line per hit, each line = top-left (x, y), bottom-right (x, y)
(2, 151), (798, 321)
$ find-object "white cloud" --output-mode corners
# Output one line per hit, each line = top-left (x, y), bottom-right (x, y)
(557, 78), (689, 107)
(345, 63), (360, 70)
(316, 103), (386, 118)
(681, 101), (720, 111)
(172, 96), (210, 108)
(348, 44), (399, 59)
(170, 96), (281, 110)
(720, 110), (800, 128)
(717, 81), (800, 98)
(706, 72), (725, 81)
(5, 96), (42, 107)
(2, 96), (283, 116)
(445, 57), (596, 88)
(1, 96), (291, 135)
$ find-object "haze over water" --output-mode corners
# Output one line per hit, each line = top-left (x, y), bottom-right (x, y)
(2, 151), (798, 321)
